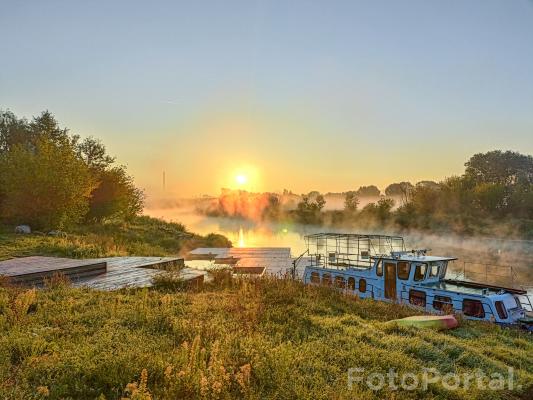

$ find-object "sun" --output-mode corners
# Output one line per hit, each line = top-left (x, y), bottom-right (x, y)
(235, 174), (248, 185)
(228, 165), (259, 190)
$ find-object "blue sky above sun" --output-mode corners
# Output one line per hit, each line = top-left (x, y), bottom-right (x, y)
(1, 0), (532, 196)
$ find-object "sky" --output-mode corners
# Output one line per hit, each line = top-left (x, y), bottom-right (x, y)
(1, 0), (532, 198)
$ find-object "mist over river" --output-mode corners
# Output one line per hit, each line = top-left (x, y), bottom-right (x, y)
(144, 206), (533, 286)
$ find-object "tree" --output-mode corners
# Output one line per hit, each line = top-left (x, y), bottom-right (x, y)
(315, 194), (326, 211)
(296, 194), (325, 224)
(473, 183), (507, 215)
(376, 197), (394, 222)
(0, 110), (30, 153)
(0, 137), (96, 229)
(395, 203), (416, 229)
(87, 166), (144, 222)
(416, 180), (440, 189)
(78, 136), (144, 223)
(344, 191), (359, 213)
(78, 137), (115, 170)
(464, 150), (533, 186)
(0, 109), (145, 227)
(385, 182), (413, 196)
(261, 194), (281, 221)
(384, 182), (413, 205)
(507, 184), (533, 219)
(29, 110), (72, 148)
(306, 190), (322, 200)
(356, 185), (380, 197)
(1, 110), (74, 152)
(358, 197), (394, 224)
(409, 185), (440, 215)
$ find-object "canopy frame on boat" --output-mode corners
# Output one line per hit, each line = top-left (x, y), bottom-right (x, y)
(304, 233), (405, 269)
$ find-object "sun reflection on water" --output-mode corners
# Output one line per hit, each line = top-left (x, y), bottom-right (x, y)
(237, 227), (246, 247)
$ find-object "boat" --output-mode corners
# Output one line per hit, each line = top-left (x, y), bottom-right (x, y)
(301, 233), (533, 329)
(389, 315), (458, 330)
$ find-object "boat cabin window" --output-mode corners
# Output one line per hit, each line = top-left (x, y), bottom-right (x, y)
(433, 295), (452, 312)
(429, 263), (439, 278)
(335, 276), (346, 289)
(322, 273), (332, 286)
(514, 297), (522, 309)
(310, 271), (320, 284)
(439, 263), (447, 278)
(376, 260), (383, 276)
(409, 290), (426, 307)
(495, 301), (508, 320)
(397, 262), (411, 280)
(463, 299), (485, 318)
(359, 279), (366, 293)
(414, 264), (427, 281)
(347, 277), (356, 290)
(361, 251), (370, 260)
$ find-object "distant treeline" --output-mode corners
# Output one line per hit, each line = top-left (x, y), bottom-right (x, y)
(201, 150), (533, 238)
(0, 110), (144, 230)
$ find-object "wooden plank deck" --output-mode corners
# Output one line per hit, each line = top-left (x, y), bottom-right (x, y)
(189, 247), (291, 258)
(187, 247), (295, 277)
(0, 256), (107, 285)
(0, 256), (206, 290)
(74, 256), (191, 290)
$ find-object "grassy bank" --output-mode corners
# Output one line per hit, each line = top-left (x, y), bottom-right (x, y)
(0, 215), (231, 260)
(0, 219), (531, 399)
(0, 275), (532, 399)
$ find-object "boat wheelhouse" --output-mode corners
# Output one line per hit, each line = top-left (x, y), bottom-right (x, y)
(302, 233), (532, 326)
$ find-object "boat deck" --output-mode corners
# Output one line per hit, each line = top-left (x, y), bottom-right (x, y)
(421, 279), (528, 296)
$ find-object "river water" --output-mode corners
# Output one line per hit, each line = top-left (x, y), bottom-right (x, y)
(144, 207), (533, 286)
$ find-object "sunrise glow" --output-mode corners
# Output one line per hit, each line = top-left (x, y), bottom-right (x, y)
(235, 174), (248, 185)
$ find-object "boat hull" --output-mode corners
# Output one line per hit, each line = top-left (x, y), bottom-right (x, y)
(391, 315), (458, 330)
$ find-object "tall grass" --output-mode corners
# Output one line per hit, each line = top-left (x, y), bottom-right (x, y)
(0, 215), (231, 260)
(0, 274), (531, 399)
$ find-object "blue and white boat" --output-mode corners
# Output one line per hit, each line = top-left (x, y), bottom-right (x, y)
(302, 233), (532, 328)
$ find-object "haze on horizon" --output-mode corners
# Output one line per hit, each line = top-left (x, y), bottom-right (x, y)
(1, 0), (532, 199)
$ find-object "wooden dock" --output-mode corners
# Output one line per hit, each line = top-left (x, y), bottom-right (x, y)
(188, 247), (295, 276)
(0, 256), (206, 290)
(0, 256), (107, 285)
(75, 257), (203, 290)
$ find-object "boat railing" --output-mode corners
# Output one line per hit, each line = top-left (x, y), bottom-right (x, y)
(304, 233), (405, 270)
(448, 260), (530, 290)
(517, 288), (533, 312)
(306, 253), (374, 269)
